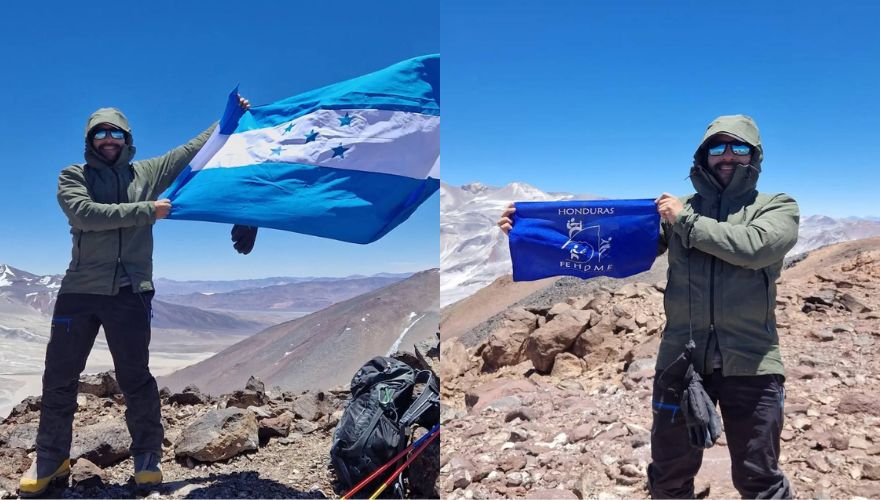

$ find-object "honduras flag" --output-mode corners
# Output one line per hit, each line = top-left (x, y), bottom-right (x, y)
(161, 55), (440, 244)
(509, 199), (659, 282)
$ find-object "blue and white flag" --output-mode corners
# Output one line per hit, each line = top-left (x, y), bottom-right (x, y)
(161, 55), (440, 244)
(509, 199), (659, 282)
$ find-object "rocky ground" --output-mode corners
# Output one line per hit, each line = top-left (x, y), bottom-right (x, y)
(0, 340), (440, 499)
(440, 237), (880, 499)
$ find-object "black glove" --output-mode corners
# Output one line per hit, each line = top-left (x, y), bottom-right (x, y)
(680, 368), (722, 449)
(231, 225), (258, 255)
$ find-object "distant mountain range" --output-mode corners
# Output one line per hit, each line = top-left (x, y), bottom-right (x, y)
(790, 215), (880, 256)
(160, 276), (410, 313)
(159, 269), (440, 395)
(154, 272), (411, 296)
(440, 181), (880, 307)
(0, 265), (62, 315)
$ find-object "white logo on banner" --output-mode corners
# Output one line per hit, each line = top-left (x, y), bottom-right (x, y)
(560, 217), (613, 272)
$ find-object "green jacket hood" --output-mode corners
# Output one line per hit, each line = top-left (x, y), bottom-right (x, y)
(84, 107), (136, 168)
(690, 114), (763, 201)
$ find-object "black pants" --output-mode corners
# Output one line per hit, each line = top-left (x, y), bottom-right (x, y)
(36, 286), (163, 462)
(647, 371), (792, 499)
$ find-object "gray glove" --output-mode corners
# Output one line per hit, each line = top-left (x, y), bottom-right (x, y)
(680, 367), (722, 449)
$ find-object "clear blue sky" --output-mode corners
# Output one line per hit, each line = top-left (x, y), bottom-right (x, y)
(0, 1), (439, 279)
(442, 0), (879, 218)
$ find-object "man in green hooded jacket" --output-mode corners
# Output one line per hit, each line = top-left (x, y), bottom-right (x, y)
(496, 114), (798, 497)
(20, 97), (252, 497)
(650, 114), (798, 498)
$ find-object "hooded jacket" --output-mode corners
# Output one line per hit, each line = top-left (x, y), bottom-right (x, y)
(656, 115), (799, 376)
(57, 108), (215, 295)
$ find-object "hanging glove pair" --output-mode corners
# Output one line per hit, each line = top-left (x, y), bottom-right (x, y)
(655, 340), (722, 449)
(680, 364), (722, 449)
(231, 225), (258, 255)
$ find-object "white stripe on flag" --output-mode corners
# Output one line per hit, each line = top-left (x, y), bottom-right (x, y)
(202, 109), (439, 180)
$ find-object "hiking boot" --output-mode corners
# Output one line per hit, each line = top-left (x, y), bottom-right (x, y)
(18, 457), (70, 497)
(133, 452), (163, 487)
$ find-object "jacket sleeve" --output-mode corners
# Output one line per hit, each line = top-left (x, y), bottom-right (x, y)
(57, 167), (156, 232)
(141, 122), (218, 195)
(671, 193), (800, 269)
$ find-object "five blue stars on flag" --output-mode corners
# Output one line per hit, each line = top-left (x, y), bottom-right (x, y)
(269, 112), (355, 160)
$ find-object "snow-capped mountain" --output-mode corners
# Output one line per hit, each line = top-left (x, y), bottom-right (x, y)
(440, 181), (600, 307)
(0, 264), (62, 315)
(791, 215), (880, 256)
(440, 182), (880, 307)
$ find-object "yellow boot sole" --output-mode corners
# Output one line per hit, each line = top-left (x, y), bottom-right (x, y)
(19, 459), (70, 498)
(134, 469), (163, 487)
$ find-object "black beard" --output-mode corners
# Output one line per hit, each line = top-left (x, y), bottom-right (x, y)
(99, 146), (120, 162)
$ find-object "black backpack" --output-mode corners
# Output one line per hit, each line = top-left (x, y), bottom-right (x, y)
(330, 356), (440, 496)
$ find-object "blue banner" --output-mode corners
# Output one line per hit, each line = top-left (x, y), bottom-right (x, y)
(509, 199), (659, 282)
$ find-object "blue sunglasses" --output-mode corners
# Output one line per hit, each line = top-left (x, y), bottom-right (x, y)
(93, 129), (125, 140)
(708, 142), (751, 157)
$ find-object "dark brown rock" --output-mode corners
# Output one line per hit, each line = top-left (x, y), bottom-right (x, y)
(245, 376), (265, 394)
(70, 458), (105, 489)
(838, 392), (880, 415)
(6, 396), (41, 420)
(481, 308), (539, 370)
(258, 413), (292, 441)
(291, 393), (326, 422)
(224, 390), (267, 410)
(441, 339), (472, 380)
(174, 408), (259, 462)
(78, 371), (121, 398)
(525, 309), (592, 373)
(804, 289), (837, 307)
(71, 420), (131, 467)
(839, 293), (871, 313)
(1, 422), (37, 451)
(169, 385), (209, 406)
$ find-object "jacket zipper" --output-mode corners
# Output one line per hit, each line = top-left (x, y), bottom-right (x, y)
(705, 200), (722, 373)
(111, 168), (123, 292)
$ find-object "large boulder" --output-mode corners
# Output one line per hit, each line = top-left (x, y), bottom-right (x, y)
(1, 422), (38, 451)
(258, 412), (293, 441)
(168, 385), (210, 406)
(291, 392), (331, 422)
(6, 396), (41, 421)
(550, 352), (586, 379)
(223, 390), (267, 410)
(78, 371), (121, 398)
(838, 392), (880, 415)
(440, 339), (473, 381)
(481, 308), (538, 370)
(71, 420), (131, 467)
(245, 376), (265, 394)
(524, 309), (592, 373)
(174, 408), (259, 462)
(571, 319), (613, 358)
